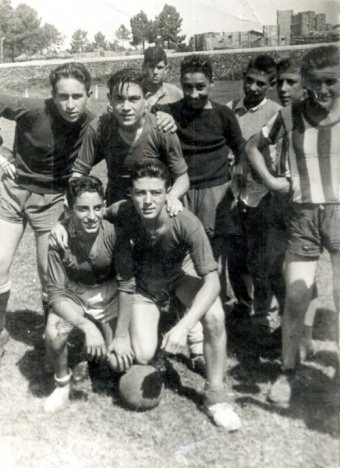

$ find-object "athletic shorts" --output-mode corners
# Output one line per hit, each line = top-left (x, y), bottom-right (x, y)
(287, 203), (340, 257)
(133, 254), (203, 311)
(182, 181), (231, 238)
(56, 279), (119, 323)
(0, 176), (65, 232)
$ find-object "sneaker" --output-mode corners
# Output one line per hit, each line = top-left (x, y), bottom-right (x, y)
(205, 403), (242, 431)
(190, 353), (206, 376)
(0, 329), (9, 361)
(268, 373), (293, 406)
(73, 361), (89, 384)
(44, 384), (71, 413)
(44, 371), (72, 413)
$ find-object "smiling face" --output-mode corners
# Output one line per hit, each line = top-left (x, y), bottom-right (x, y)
(108, 82), (148, 131)
(53, 78), (89, 123)
(131, 177), (167, 222)
(243, 68), (271, 108)
(181, 72), (212, 110)
(277, 71), (306, 106)
(305, 65), (340, 110)
(143, 61), (168, 86)
(70, 191), (105, 235)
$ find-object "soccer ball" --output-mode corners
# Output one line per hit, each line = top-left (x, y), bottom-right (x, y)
(119, 364), (164, 411)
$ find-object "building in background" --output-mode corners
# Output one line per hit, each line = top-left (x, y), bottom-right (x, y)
(192, 8), (339, 51)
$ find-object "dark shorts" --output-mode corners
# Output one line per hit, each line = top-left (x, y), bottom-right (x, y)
(287, 203), (340, 257)
(0, 176), (65, 232)
(182, 181), (231, 238)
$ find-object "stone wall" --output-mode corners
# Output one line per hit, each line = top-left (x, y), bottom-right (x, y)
(0, 43), (338, 94)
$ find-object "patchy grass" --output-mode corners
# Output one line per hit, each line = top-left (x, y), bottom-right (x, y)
(0, 83), (338, 467)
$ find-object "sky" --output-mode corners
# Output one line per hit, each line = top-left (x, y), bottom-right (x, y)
(10, 0), (340, 47)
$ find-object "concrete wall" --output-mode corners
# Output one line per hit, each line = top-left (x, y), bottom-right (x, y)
(0, 43), (338, 94)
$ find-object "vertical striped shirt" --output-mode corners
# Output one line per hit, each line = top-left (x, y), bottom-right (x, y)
(267, 100), (340, 204)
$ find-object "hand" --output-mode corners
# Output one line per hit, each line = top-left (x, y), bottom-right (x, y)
(155, 111), (177, 133)
(0, 161), (16, 179)
(49, 222), (69, 250)
(269, 177), (290, 194)
(161, 323), (188, 355)
(108, 335), (134, 372)
(84, 321), (107, 360)
(166, 194), (183, 217)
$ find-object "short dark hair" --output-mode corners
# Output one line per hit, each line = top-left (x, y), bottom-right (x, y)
(107, 68), (149, 96)
(130, 160), (171, 190)
(245, 55), (277, 84)
(49, 62), (92, 94)
(180, 54), (213, 82)
(144, 46), (167, 67)
(66, 176), (105, 209)
(276, 58), (300, 75)
(300, 45), (340, 84)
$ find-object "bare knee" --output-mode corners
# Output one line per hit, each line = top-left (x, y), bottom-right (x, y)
(285, 282), (312, 319)
(45, 314), (70, 351)
(201, 300), (225, 340)
(133, 344), (156, 365)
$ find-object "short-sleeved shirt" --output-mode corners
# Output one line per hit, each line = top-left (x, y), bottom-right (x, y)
(157, 100), (244, 189)
(227, 97), (281, 207)
(148, 82), (183, 109)
(267, 99), (340, 204)
(72, 112), (187, 204)
(48, 219), (135, 307)
(0, 94), (95, 194)
(106, 202), (218, 299)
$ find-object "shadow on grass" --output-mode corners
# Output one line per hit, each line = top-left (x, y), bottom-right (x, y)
(6, 309), (45, 348)
(236, 363), (338, 437)
(312, 308), (338, 342)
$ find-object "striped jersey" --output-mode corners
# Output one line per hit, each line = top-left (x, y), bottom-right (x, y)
(267, 99), (340, 204)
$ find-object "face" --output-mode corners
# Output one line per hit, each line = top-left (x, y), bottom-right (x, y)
(53, 78), (89, 123)
(277, 71), (306, 106)
(71, 191), (105, 235)
(144, 61), (168, 85)
(181, 72), (212, 109)
(131, 177), (167, 221)
(243, 68), (271, 107)
(109, 83), (148, 130)
(306, 65), (340, 110)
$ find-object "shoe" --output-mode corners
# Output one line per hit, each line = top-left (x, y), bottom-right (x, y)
(268, 373), (293, 407)
(190, 353), (206, 376)
(0, 329), (9, 361)
(44, 371), (72, 413)
(205, 403), (242, 431)
(73, 361), (89, 383)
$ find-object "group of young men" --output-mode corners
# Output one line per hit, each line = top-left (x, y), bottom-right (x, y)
(0, 43), (338, 431)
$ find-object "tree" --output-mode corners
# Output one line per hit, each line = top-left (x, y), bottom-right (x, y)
(130, 11), (153, 51)
(70, 29), (89, 53)
(115, 24), (130, 49)
(38, 23), (64, 52)
(6, 4), (42, 61)
(93, 31), (108, 50)
(155, 4), (185, 49)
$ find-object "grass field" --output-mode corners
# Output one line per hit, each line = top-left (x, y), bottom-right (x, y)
(0, 81), (338, 468)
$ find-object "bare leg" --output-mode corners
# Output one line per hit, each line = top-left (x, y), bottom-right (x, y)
(0, 219), (25, 330)
(282, 252), (318, 370)
(130, 302), (160, 364)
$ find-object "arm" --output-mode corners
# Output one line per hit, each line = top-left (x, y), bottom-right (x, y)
(246, 131), (290, 194)
(108, 291), (134, 371)
(71, 119), (104, 176)
(166, 172), (190, 217)
(0, 145), (16, 179)
(154, 110), (177, 133)
(161, 271), (220, 354)
(48, 248), (106, 358)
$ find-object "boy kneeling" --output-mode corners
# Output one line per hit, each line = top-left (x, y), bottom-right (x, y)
(44, 177), (135, 412)
(106, 160), (241, 431)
